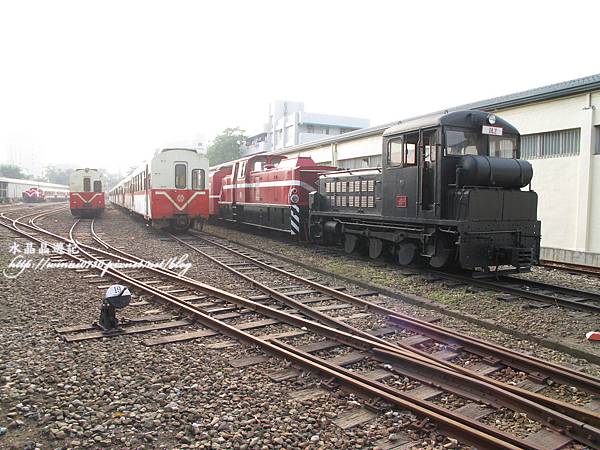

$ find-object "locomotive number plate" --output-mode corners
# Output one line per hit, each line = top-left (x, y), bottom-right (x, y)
(482, 125), (503, 136)
(396, 195), (407, 208)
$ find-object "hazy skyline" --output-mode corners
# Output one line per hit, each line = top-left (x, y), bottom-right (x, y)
(1, 0), (598, 174)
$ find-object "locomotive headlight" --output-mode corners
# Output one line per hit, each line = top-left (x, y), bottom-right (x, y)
(488, 114), (496, 125)
(290, 193), (300, 204)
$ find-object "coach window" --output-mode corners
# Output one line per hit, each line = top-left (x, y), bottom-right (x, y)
(192, 169), (205, 190)
(83, 177), (91, 192)
(388, 138), (403, 166)
(93, 180), (102, 193)
(175, 164), (187, 189)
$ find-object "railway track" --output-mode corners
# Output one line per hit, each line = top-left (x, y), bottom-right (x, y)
(427, 270), (600, 314)
(2, 210), (600, 449)
(222, 224), (600, 314)
(540, 260), (600, 277)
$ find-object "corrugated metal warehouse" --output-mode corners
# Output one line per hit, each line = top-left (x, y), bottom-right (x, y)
(272, 74), (600, 267)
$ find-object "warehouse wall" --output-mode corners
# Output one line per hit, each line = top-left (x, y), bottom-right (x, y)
(495, 92), (599, 253)
(587, 91), (600, 252)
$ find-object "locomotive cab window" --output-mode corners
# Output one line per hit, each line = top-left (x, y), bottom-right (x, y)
(175, 164), (187, 189)
(93, 180), (102, 193)
(387, 133), (418, 167)
(192, 169), (205, 190)
(445, 128), (517, 158)
(403, 132), (419, 166)
(388, 139), (403, 166)
(83, 177), (91, 192)
(445, 129), (479, 156)
(489, 135), (518, 158)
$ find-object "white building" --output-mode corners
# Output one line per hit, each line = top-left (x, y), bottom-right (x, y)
(273, 74), (600, 267)
(0, 177), (68, 202)
(243, 100), (369, 155)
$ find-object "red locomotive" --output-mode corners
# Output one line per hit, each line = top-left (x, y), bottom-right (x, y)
(22, 187), (46, 203)
(69, 168), (106, 217)
(209, 154), (336, 237)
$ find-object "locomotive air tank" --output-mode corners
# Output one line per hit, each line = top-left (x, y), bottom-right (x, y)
(458, 155), (533, 189)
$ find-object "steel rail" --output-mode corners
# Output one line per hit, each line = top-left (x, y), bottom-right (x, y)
(73, 221), (600, 446)
(4, 211), (598, 447)
(428, 270), (600, 314)
(274, 235), (600, 314)
(540, 260), (600, 276)
(166, 233), (449, 363)
(185, 233), (600, 389)
(180, 232), (600, 424)
(52, 222), (523, 449)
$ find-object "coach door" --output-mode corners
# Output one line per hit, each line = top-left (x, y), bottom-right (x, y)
(145, 164), (149, 217)
(382, 132), (419, 218)
(418, 128), (439, 219)
(232, 160), (247, 205)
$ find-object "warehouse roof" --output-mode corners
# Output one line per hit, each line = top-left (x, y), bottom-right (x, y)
(273, 73), (600, 155)
(0, 177), (68, 189)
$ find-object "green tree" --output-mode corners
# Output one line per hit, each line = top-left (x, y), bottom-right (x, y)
(207, 127), (247, 166)
(99, 169), (122, 190)
(44, 166), (74, 185)
(0, 164), (27, 179)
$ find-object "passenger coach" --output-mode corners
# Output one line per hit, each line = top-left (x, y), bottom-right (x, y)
(109, 148), (209, 231)
(69, 168), (105, 217)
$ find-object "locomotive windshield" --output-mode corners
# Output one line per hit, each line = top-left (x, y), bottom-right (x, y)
(445, 128), (518, 158)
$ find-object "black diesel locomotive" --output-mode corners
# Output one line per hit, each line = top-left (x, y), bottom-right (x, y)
(309, 110), (541, 272)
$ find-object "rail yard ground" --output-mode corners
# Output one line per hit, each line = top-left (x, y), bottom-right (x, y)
(1, 204), (599, 450)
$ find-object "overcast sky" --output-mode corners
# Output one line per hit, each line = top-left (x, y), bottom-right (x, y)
(0, 0), (598, 174)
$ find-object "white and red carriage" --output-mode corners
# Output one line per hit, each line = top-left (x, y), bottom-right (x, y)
(209, 154), (335, 238)
(69, 168), (106, 217)
(109, 148), (209, 231)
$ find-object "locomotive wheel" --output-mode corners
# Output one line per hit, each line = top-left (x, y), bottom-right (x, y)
(368, 238), (383, 259)
(397, 242), (417, 266)
(344, 234), (358, 254)
(429, 236), (454, 268)
(430, 247), (452, 268)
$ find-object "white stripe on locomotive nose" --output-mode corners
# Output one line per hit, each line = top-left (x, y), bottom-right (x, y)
(222, 180), (316, 192)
